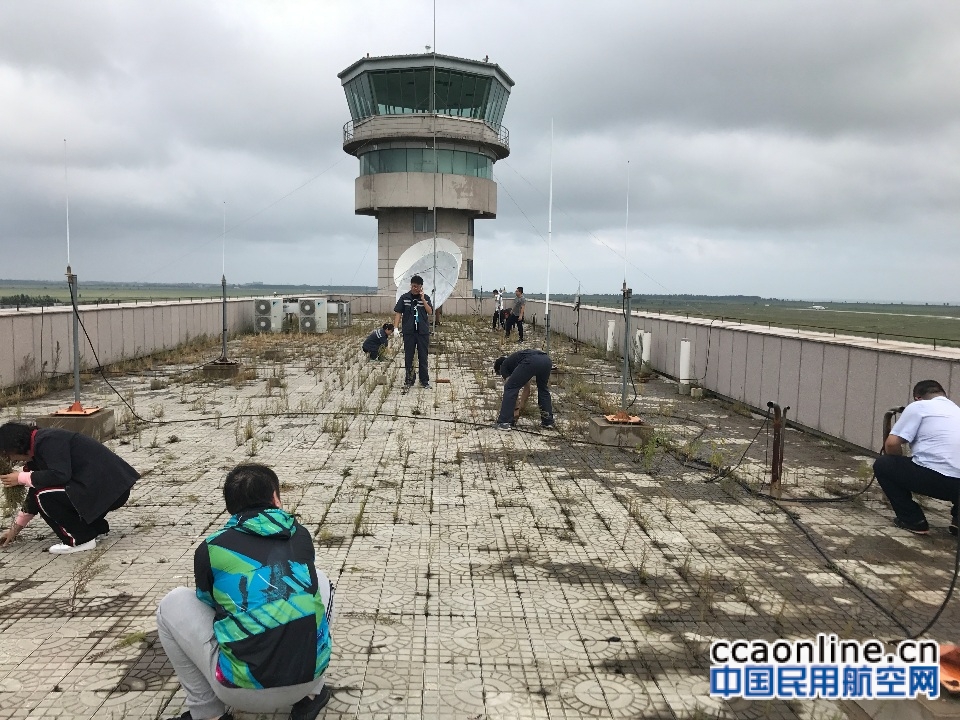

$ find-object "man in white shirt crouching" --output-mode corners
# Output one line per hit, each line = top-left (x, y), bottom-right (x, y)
(874, 379), (960, 535)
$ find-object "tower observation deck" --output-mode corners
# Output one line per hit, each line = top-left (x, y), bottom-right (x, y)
(338, 53), (514, 298)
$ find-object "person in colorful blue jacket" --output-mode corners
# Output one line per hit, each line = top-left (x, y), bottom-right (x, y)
(157, 464), (334, 720)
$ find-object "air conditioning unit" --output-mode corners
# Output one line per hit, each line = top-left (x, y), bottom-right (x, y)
(298, 297), (327, 333)
(253, 298), (283, 333)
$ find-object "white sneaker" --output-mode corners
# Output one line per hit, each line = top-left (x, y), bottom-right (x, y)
(49, 539), (97, 554)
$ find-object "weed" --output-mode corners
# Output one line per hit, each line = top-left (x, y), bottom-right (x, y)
(115, 630), (148, 648)
(69, 546), (108, 613)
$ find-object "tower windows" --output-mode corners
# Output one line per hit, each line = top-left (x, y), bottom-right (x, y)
(413, 211), (435, 233)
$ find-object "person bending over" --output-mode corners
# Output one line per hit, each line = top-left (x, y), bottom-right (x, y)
(494, 349), (555, 431)
(157, 464), (335, 720)
(361, 322), (394, 361)
(0, 422), (138, 554)
(874, 379), (960, 535)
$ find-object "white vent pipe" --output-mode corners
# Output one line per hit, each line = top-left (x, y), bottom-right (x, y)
(678, 338), (692, 395)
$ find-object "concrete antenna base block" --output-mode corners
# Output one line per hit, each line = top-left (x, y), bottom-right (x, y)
(34, 407), (116, 442)
(203, 360), (242, 380)
(587, 416), (655, 448)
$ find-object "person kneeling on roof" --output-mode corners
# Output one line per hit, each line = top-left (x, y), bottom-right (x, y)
(157, 463), (335, 720)
(0, 422), (138, 554)
(361, 322), (394, 361)
(874, 379), (960, 536)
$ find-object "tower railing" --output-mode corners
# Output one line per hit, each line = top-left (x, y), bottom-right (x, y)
(343, 116), (509, 149)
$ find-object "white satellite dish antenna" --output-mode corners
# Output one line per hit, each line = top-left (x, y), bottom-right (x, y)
(394, 237), (462, 307)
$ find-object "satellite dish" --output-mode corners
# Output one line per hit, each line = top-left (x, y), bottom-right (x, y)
(394, 237), (462, 307)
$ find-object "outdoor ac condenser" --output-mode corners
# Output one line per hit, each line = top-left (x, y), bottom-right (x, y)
(298, 297), (327, 333)
(253, 298), (283, 333)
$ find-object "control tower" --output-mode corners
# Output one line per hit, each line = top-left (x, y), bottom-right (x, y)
(338, 54), (514, 298)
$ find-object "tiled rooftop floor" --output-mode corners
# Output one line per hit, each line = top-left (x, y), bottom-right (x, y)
(0, 316), (958, 719)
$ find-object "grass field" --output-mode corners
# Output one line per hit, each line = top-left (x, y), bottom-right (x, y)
(0, 281), (373, 305)
(537, 294), (960, 348)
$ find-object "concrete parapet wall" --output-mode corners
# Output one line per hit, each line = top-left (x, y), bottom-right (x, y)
(0, 299), (253, 390)
(345, 115), (509, 159)
(356, 173), (497, 216)
(526, 300), (960, 452)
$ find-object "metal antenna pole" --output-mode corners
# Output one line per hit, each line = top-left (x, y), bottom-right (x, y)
(622, 281), (631, 411)
(430, 23), (438, 339)
(545, 119), (553, 354)
(63, 139), (82, 408)
(67, 266), (81, 407)
(220, 201), (228, 361)
(621, 161), (631, 412)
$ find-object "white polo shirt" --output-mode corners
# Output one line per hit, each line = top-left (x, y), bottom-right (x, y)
(890, 395), (960, 478)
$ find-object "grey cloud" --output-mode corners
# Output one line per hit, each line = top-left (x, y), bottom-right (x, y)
(1, 1), (959, 299)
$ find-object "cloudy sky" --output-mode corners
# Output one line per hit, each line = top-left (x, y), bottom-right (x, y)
(2, 1), (959, 301)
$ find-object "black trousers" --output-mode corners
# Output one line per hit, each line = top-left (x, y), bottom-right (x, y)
(33, 487), (130, 546)
(403, 332), (429, 385)
(874, 455), (959, 526)
(497, 353), (553, 425)
(504, 314), (524, 340)
(492, 310), (501, 329)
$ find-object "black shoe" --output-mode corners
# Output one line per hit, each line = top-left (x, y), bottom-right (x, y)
(166, 713), (233, 720)
(894, 517), (929, 535)
(290, 686), (332, 720)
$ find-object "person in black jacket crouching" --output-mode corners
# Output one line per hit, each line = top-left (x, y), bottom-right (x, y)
(0, 422), (138, 554)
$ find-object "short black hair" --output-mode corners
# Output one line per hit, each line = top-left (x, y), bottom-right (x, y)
(913, 380), (946, 399)
(493, 356), (506, 376)
(410, 275), (424, 285)
(516, 286), (523, 293)
(0, 422), (34, 455)
(223, 463), (281, 515)
(493, 289), (499, 294)
(382, 322), (394, 331)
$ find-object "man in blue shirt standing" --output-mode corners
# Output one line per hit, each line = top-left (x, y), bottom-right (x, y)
(393, 275), (433, 389)
(874, 379), (960, 535)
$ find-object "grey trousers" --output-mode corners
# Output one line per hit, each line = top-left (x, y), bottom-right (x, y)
(157, 573), (335, 718)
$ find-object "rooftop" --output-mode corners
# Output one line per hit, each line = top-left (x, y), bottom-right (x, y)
(0, 316), (957, 719)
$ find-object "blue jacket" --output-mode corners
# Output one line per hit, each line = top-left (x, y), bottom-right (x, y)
(195, 507), (332, 689)
(362, 328), (390, 353)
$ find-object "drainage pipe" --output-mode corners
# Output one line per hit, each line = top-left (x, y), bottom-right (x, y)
(678, 339), (692, 395)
